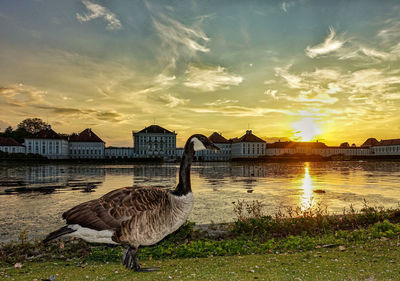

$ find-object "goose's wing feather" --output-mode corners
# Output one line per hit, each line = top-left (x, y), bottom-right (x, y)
(62, 187), (170, 231)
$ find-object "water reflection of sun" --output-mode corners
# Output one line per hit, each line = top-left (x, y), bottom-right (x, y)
(300, 162), (315, 210)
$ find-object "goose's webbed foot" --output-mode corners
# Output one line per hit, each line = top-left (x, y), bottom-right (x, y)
(122, 246), (159, 272)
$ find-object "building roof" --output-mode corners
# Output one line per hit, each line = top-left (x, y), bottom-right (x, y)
(209, 132), (229, 144)
(237, 130), (266, 143)
(70, 128), (104, 143)
(228, 137), (239, 143)
(0, 137), (24, 147)
(361, 138), (379, 147)
(27, 125), (64, 140)
(267, 141), (327, 149)
(135, 125), (175, 134)
(378, 139), (400, 146)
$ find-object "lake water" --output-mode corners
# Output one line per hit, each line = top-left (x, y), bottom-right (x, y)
(1, 161), (400, 242)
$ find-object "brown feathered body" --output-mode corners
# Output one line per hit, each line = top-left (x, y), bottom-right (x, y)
(44, 134), (219, 253)
(60, 186), (194, 247)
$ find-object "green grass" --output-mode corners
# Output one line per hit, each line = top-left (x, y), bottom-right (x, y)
(1, 239), (399, 281)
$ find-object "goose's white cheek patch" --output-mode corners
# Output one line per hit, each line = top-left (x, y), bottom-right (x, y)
(191, 137), (206, 151)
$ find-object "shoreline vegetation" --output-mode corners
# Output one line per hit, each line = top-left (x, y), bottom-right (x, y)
(1, 201), (400, 279)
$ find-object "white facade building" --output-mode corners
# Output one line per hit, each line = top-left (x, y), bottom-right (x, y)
(266, 141), (371, 157)
(105, 147), (135, 159)
(372, 139), (400, 156)
(69, 128), (105, 159)
(133, 125), (177, 160)
(0, 137), (25, 154)
(231, 130), (266, 159)
(24, 125), (69, 159)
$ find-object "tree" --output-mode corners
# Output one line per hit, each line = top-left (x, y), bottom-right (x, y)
(5, 126), (13, 134)
(17, 118), (48, 134)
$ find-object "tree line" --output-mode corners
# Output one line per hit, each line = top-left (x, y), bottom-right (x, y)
(0, 118), (49, 143)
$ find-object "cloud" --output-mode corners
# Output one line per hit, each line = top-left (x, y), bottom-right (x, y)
(377, 18), (400, 44)
(190, 105), (293, 117)
(274, 65), (303, 88)
(359, 47), (396, 61)
(305, 27), (345, 58)
(281, 1), (297, 13)
(96, 111), (124, 122)
(0, 84), (47, 107)
(161, 94), (189, 108)
(34, 104), (127, 123)
(76, 0), (122, 30)
(264, 79), (276, 85)
(264, 89), (278, 99)
(136, 74), (176, 95)
(204, 99), (239, 106)
(295, 90), (338, 104)
(183, 65), (243, 92)
(35, 105), (95, 115)
(273, 62), (400, 121)
(337, 45), (398, 62)
(148, 3), (209, 59)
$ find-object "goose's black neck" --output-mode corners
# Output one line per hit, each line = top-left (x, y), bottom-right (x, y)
(172, 137), (195, 196)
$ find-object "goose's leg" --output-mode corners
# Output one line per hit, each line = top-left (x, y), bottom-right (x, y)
(122, 246), (159, 272)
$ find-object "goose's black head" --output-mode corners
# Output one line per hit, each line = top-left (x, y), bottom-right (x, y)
(188, 134), (220, 152)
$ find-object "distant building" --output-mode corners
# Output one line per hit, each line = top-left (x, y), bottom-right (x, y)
(0, 137), (25, 154)
(24, 125), (69, 159)
(231, 130), (266, 158)
(266, 141), (327, 156)
(69, 128), (105, 159)
(175, 147), (184, 160)
(133, 125), (176, 160)
(361, 138), (380, 147)
(105, 147), (135, 159)
(372, 139), (400, 156)
(266, 141), (371, 157)
(197, 132), (231, 161)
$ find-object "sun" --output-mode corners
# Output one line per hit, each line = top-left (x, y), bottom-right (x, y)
(292, 117), (321, 142)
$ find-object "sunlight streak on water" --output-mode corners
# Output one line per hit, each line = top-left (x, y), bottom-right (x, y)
(300, 163), (315, 210)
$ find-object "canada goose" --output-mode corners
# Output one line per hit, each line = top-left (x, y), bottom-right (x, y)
(43, 134), (219, 272)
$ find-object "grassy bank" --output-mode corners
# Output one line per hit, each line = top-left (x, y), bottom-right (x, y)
(1, 239), (400, 280)
(1, 202), (400, 279)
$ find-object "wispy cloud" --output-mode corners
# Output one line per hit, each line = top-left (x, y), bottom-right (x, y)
(0, 84), (47, 107)
(273, 63), (400, 121)
(204, 99), (239, 106)
(264, 89), (278, 99)
(36, 104), (128, 123)
(274, 65), (303, 88)
(190, 105), (292, 117)
(148, 2), (209, 59)
(306, 27), (345, 58)
(76, 0), (122, 30)
(135, 74), (176, 95)
(281, 1), (297, 13)
(377, 18), (400, 44)
(184, 65), (243, 92)
(161, 94), (189, 108)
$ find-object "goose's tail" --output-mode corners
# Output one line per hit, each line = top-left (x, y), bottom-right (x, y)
(43, 226), (76, 243)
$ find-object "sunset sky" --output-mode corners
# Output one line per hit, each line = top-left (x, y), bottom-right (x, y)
(1, 0), (400, 146)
